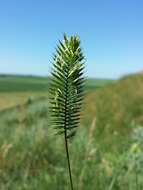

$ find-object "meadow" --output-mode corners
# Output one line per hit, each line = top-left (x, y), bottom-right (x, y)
(0, 73), (143, 189)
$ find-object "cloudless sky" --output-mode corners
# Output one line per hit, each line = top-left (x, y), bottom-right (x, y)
(0, 0), (143, 78)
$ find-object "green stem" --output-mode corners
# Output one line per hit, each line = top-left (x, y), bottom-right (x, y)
(64, 132), (74, 190)
(64, 74), (74, 190)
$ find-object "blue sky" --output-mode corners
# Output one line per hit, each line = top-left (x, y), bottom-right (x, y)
(0, 0), (143, 78)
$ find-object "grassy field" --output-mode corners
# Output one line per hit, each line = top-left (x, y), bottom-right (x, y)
(0, 73), (143, 189)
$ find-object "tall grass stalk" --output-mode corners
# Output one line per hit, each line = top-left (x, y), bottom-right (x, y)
(49, 34), (85, 190)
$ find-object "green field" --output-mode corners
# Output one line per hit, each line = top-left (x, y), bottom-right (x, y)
(0, 75), (49, 92)
(0, 75), (113, 110)
(0, 73), (143, 189)
(0, 75), (113, 92)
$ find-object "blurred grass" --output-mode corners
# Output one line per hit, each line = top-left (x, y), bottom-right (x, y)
(0, 73), (143, 189)
(82, 72), (143, 153)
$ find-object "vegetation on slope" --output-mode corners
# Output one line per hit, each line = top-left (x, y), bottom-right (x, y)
(83, 72), (143, 153)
